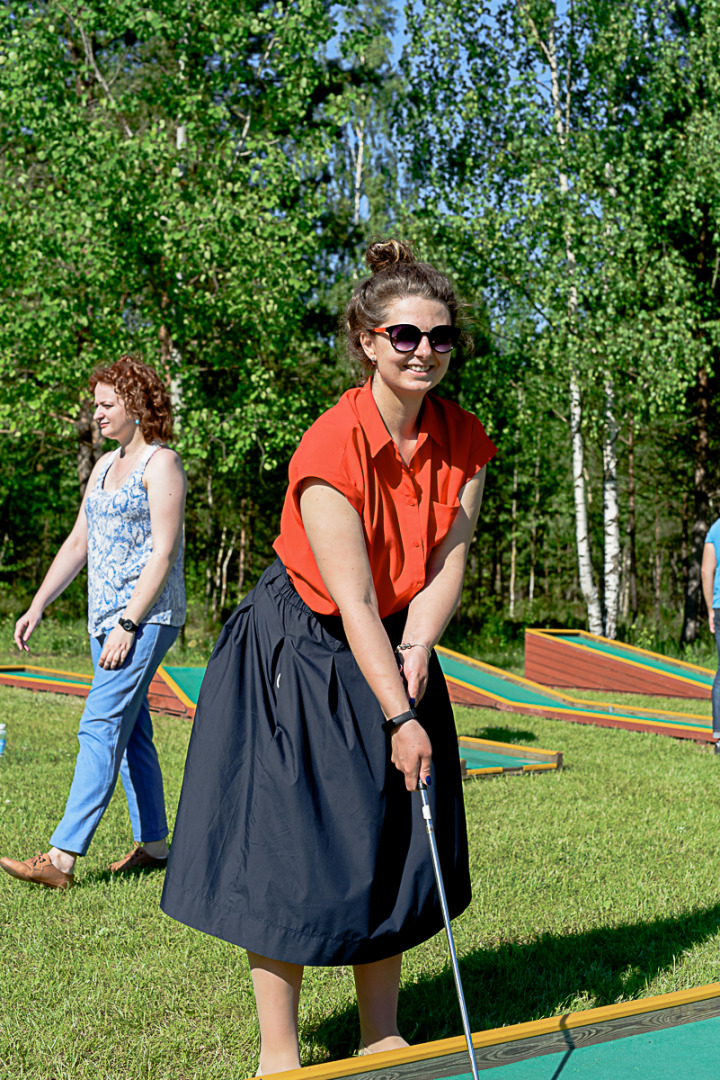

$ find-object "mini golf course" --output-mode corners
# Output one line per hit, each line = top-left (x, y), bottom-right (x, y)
(254, 983), (720, 1079)
(0, 663), (195, 718)
(0, 661), (563, 780)
(525, 628), (714, 700)
(4, 642), (714, 746)
(2, 652), (718, 1078)
(436, 646), (714, 744)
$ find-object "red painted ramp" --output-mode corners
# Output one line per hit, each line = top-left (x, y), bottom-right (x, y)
(525, 629), (714, 700)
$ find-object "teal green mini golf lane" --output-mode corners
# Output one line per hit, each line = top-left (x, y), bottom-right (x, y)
(164, 666), (557, 772)
(553, 633), (714, 688)
(459, 747), (540, 771)
(162, 665), (206, 702)
(440, 654), (566, 709)
(434, 1013), (720, 1079)
(0, 669), (91, 687)
(165, 655), (712, 737)
(437, 653), (712, 735)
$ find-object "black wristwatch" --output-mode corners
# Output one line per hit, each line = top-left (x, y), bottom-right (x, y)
(118, 616), (139, 633)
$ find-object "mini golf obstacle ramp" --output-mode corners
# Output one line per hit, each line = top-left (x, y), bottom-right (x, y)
(159, 668), (563, 780)
(436, 645), (714, 743)
(253, 983), (720, 1080)
(457, 736), (561, 778)
(0, 664), (195, 719)
(0, 663), (560, 780)
(0, 664), (92, 699)
(525, 628), (714, 700)
(155, 665), (202, 718)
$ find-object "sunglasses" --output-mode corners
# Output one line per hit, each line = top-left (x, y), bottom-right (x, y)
(371, 323), (461, 354)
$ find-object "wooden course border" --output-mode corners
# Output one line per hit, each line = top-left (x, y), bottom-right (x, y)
(256, 983), (720, 1079)
(0, 663), (194, 719)
(524, 628), (713, 699)
(457, 735), (562, 778)
(438, 645), (713, 743)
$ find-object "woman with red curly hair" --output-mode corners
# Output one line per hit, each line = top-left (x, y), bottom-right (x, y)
(1, 356), (186, 890)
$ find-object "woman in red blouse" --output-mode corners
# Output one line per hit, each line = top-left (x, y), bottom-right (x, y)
(162, 240), (497, 1075)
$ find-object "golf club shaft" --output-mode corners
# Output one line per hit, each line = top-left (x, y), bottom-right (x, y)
(418, 782), (479, 1080)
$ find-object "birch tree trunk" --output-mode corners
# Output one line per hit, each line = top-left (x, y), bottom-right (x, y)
(570, 371), (603, 633)
(602, 376), (621, 637)
(601, 164), (621, 638)
(352, 114), (365, 226)
(681, 366), (710, 644)
(525, 6), (602, 633)
(529, 434), (541, 604)
(627, 414), (638, 621)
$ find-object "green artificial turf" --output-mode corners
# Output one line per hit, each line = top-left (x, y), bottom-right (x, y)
(2, 681), (720, 1079)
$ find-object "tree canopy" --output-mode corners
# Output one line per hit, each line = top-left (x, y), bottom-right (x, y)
(2, 0), (718, 651)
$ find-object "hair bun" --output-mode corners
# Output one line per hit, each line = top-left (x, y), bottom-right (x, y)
(365, 239), (415, 276)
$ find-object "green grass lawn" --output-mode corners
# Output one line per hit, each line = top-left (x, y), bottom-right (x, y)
(1, 678), (720, 1079)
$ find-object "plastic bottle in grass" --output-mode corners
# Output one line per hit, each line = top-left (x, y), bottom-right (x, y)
(0, 724), (6, 756)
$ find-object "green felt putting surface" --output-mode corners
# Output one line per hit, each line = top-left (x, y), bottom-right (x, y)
(554, 633), (714, 687)
(0, 669), (91, 687)
(453, 1013), (720, 1078)
(440, 654), (565, 708)
(161, 656), (711, 736)
(460, 747), (539, 770)
(437, 654), (711, 732)
(162, 665), (206, 701)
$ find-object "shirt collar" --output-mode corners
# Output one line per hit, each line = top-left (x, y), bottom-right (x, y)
(357, 381), (446, 458)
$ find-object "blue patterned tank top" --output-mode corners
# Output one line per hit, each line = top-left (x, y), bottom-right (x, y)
(85, 444), (186, 637)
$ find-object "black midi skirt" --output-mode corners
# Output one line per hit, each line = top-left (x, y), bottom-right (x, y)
(161, 559), (471, 966)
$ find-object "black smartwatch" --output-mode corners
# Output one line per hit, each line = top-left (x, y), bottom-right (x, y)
(118, 617), (139, 633)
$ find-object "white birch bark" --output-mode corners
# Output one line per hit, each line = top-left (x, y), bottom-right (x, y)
(601, 163), (621, 637)
(602, 376), (621, 637)
(525, 6), (602, 633)
(353, 114), (365, 226)
(570, 371), (603, 633)
(529, 429), (541, 603)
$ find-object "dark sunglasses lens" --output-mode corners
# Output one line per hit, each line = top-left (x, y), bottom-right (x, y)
(389, 325), (422, 352)
(429, 326), (458, 353)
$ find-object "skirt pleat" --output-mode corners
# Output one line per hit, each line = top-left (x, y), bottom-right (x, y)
(161, 559), (470, 965)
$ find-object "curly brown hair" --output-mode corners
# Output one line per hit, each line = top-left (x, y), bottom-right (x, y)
(344, 239), (466, 376)
(89, 355), (174, 442)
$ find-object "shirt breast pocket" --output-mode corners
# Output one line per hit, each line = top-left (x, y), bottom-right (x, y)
(430, 500), (460, 550)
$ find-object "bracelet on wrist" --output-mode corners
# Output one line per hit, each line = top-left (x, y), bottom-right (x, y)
(395, 642), (433, 658)
(382, 708), (418, 733)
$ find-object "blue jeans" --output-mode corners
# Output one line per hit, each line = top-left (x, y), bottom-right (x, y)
(50, 623), (179, 856)
(713, 610), (720, 738)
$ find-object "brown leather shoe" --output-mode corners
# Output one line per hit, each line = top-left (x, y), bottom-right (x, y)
(109, 846), (169, 873)
(0, 852), (74, 890)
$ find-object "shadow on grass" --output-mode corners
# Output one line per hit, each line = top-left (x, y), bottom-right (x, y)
(468, 725), (540, 745)
(307, 902), (720, 1061)
(80, 866), (169, 887)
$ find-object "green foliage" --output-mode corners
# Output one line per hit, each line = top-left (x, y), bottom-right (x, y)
(399, 0), (720, 640)
(5, 0), (720, 644)
(0, 0), (405, 612)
